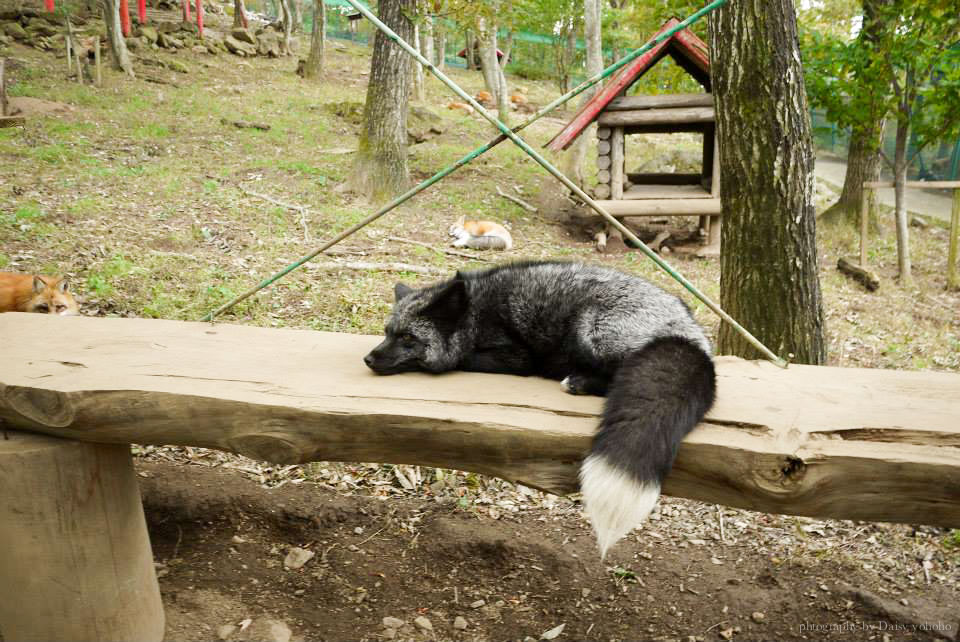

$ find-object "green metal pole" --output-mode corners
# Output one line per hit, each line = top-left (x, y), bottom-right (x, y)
(202, 1), (726, 323)
(345, 0), (788, 368)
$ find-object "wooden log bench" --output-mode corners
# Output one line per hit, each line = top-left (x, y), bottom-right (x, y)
(1, 313), (959, 639)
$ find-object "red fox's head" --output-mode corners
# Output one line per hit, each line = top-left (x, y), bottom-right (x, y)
(27, 276), (80, 315)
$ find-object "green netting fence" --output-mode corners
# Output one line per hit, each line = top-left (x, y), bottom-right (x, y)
(812, 110), (960, 182)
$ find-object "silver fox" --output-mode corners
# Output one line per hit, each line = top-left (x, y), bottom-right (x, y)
(364, 261), (716, 557)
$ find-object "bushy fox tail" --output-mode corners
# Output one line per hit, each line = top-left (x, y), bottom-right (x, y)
(579, 337), (716, 558)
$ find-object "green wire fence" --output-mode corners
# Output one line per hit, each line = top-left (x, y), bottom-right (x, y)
(203, 0), (789, 369)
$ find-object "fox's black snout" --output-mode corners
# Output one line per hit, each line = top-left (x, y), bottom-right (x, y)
(364, 342), (390, 374)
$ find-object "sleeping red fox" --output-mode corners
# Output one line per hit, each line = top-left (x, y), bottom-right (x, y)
(448, 215), (513, 250)
(0, 273), (80, 315)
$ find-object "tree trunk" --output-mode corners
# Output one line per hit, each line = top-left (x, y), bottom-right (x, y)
(290, 0), (301, 33)
(102, 0), (134, 77)
(893, 114), (912, 282)
(410, 21), (424, 102)
(278, 0), (293, 55)
(565, 0), (602, 189)
(820, 122), (885, 228)
(434, 22), (445, 70)
(233, 0), (248, 29)
(302, 0), (324, 79)
(499, 30), (513, 71)
(819, 0), (890, 229)
(477, 19), (497, 96)
(465, 31), (476, 70)
(478, 18), (509, 125)
(709, 0), (826, 364)
(422, 16), (434, 69)
(352, 0), (413, 202)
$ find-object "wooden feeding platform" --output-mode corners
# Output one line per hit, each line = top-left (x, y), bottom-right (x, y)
(547, 19), (722, 249)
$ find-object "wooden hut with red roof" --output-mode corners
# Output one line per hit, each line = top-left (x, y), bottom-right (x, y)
(547, 18), (721, 248)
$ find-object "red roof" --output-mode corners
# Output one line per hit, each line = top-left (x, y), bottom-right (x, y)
(546, 18), (710, 152)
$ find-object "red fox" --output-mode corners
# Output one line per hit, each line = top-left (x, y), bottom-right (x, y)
(0, 273), (80, 315)
(448, 215), (513, 250)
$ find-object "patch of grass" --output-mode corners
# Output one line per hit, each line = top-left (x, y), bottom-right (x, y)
(944, 529), (960, 550)
(0, 253), (9, 268)
(86, 254), (143, 297)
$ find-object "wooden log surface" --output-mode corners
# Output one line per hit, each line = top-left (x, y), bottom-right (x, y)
(610, 127), (624, 200)
(606, 92), (713, 111)
(589, 198), (722, 216)
(598, 106), (714, 128)
(1, 314), (959, 526)
(0, 430), (164, 641)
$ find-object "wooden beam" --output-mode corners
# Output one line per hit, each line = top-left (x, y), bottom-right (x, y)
(589, 198), (722, 216)
(598, 106), (714, 128)
(621, 184), (713, 200)
(610, 127), (624, 200)
(607, 93), (713, 111)
(2, 314), (958, 526)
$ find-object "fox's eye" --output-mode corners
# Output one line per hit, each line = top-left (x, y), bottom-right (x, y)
(35, 304), (49, 312)
(56, 305), (67, 312)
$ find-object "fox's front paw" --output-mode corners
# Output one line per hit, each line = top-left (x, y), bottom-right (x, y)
(561, 374), (609, 396)
(561, 375), (590, 395)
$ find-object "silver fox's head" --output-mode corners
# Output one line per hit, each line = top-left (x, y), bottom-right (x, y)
(364, 278), (468, 375)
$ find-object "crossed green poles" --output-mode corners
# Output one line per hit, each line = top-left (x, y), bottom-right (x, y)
(203, 0), (789, 369)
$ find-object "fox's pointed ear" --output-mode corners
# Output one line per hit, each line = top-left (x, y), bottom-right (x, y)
(394, 283), (414, 302)
(33, 276), (45, 294)
(423, 278), (467, 333)
(57, 279), (69, 293)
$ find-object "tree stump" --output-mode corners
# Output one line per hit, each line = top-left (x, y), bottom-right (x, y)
(0, 430), (164, 641)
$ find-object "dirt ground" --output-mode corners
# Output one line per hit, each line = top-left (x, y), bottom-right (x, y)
(140, 460), (959, 642)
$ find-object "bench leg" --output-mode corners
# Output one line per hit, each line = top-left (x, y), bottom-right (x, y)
(0, 430), (164, 642)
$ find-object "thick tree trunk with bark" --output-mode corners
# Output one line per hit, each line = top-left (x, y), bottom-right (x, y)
(352, 0), (413, 202)
(301, 0), (324, 79)
(709, 0), (826, 364)
(566, 0), (602, 189)
(820, 122), (884, 228)
(233, 0), (248, 28)
(102, 0), (134, 76)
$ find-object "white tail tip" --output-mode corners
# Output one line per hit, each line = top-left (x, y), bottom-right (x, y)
(579, 454), (661, 559)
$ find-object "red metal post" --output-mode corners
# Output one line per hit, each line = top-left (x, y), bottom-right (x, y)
(137, 0), (146, 24)
(183, 0), (191, 23)
(196, 0), (204, 37)
(44, 0), (54, 11)
(119, 0), (131, 36)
